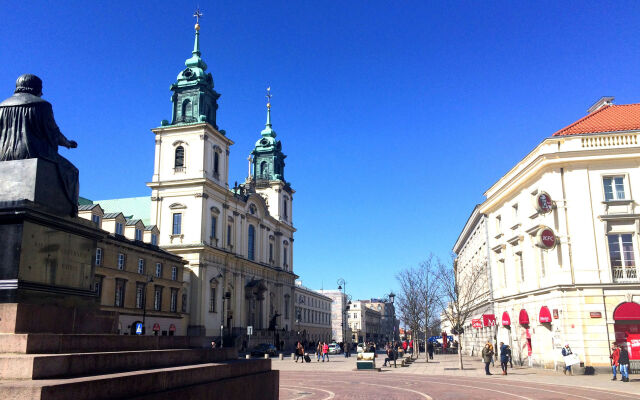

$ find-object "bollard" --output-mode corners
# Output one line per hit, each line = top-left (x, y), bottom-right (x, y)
(245, 354), (250, 359)
(264, 354), (269, 359)
(291, 353), (296, 361)
(279, 354), (284, 360)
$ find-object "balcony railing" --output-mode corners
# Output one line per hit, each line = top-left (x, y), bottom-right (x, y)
(612, 266), (639, 283)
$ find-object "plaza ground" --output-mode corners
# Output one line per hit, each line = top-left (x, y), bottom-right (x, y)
(270, 352), (639, 399)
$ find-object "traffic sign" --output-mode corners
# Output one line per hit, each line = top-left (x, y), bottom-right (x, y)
(135, 322), (143, 335)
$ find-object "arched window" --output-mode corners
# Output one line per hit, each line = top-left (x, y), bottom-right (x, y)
(248, 225), (256, 261)
(175, 146), (185, 168)
(182, 99), (192, 120)
(213, 152), (220, 175)
(260, 161), (268, 177)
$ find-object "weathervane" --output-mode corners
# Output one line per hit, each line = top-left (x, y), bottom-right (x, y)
(266, 87), (272, 110)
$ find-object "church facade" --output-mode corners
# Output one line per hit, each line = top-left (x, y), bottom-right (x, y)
(147, 22), (298, 341)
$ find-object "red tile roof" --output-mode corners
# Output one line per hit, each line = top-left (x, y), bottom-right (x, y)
(552, 103), (640, 136)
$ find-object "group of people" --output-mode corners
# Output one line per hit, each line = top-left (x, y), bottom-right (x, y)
(315, 342), (331, 362)
(481, 341), (513, 375)
(610, 342), (631, 382)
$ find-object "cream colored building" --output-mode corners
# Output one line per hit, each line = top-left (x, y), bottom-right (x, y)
(316, 290), (353, 344)
(78, 203), (188, 336)
(146, 24), (298, 345)
(457, 97), (640, 371)
(348, 300), (382, 343)
(293, 281), (332, 343)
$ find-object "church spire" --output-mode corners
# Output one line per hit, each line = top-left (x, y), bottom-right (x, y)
(261, 87), (276, 137)
(252, 86), (287, 182)
(163, 10), (221, 129)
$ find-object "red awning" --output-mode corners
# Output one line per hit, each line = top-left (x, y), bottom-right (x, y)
(169, 324), (176, 332)
(539, 306), (552, 323)
(501, 311), (511, 326)
(519, 309), (530, 325)
(153, 323), (161, 331)
(613, 302), (640, 321)
(483, 314), (496, 327)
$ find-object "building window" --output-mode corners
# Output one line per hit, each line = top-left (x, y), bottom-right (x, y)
(512, 203), (518, 219)
(495, 215), (502, 233)
(154, 286), (163, 311)
(209, 287), (216, 312)
(283, 247), (288, 269)
(213, 152), (219, 176)
(603, 176), (626, 201)
(182, 291), (188, 312)
(175, 146), (185, 168)
(283, 199), (288, 220)
(136, 283), (145, 309)
(515, 252), (524, 282)
(171, 266), (178, 281)
(115, 222), (123, 235)
(172, 213), (182, 235)
(210, 215), (217, 240)
(539, 248), (546, 277)
(117, 253), (125, 270)
(155, 262), (163, 278)
(284, 295), (290, 319)
(95, 248), (102, 266)
(151, 234), (158, 246)
(114, 279), (126, 307)
(94, 276), (103, 298)
(227, 224), (232, 247)
(170, 288), (178, 312)
(138, 258), (145, 275)
(135, 229), (142, 241)
(92, 214), (101, 227)
(608, 233), (638, 281)
(248, 225), (256, 261)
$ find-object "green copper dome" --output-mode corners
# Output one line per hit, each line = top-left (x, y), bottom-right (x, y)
(162, 24), (221, 129)
(252, 100), (287, 182)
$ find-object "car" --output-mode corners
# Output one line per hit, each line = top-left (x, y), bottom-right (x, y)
(356, 343), (365, 353)
(250, 343), (277, 357)
(328, 343), (341, 354)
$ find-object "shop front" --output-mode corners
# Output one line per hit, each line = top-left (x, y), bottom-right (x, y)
(613, 302), (640, 373)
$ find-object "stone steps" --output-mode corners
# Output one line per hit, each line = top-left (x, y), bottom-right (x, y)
(0, 333), (211, 354)
(0, 348), (235, 379)
(0, 359), (277, 400)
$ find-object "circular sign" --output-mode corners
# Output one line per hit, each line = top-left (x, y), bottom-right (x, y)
(535, 191), (554, 214)
(169, 324), (176, 332)
(537, 226), (557, 249)
(152, 323), (161, 332)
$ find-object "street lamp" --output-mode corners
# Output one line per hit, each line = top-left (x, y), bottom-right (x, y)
(142, 275), (154, 335)
(388, 292), (396, 368)
(337, 278), (346, 345)
(221, 291), (231, 347)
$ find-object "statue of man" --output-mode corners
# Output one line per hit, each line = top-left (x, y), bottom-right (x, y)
(0, 74), (79, 214)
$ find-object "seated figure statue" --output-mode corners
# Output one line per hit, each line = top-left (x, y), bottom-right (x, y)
(0, 74), (79, 215)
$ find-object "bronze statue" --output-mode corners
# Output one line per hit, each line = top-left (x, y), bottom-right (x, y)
(0, 74), (79, 214)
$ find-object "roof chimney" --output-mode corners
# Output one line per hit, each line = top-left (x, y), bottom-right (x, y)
(587, 96), (615, 114)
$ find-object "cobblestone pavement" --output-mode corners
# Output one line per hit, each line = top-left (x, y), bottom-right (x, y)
(273, 353), (640, 399)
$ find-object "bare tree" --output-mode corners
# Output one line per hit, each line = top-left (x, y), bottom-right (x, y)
(435, 257), (487, 370)
(395, 256), (442, 361)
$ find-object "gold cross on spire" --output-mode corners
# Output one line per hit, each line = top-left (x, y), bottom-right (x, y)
(193, 8), (203, 30)
(266, 86), (272, 110)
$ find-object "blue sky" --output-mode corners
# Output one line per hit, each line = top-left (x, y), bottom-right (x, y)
(2, 1), (640, 300)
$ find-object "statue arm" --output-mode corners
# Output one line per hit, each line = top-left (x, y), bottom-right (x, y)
(47, 106), (77, 149)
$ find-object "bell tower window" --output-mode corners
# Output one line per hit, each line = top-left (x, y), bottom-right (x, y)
(173, 146), (184, 171)
(214, 152), (220, 176)
(260, 161), (268, 178)
(182, 99), (192, 121)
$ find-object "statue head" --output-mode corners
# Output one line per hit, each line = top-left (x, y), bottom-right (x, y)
(14, 74), (43, 97)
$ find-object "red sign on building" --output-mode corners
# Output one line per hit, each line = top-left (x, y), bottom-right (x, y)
(472, 319), (483, 329)
(535, 192), (554, 214)
(537, 226), (557, 250)
(153, 323), (160, 332)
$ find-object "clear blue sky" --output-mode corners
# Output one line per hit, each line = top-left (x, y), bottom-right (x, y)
(2, 1), (639, 301)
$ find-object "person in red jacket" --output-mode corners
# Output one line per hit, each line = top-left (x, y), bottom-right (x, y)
(322, 342), (330, 362)
(610, 343), (620, 381)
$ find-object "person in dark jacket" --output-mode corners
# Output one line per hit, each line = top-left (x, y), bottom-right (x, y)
(427, 341), (434, 360)
(619, 345), (630, 382)
(482, 342), (494, 375)
(499, 342), (511, 375)
(561, 344), (573, 375)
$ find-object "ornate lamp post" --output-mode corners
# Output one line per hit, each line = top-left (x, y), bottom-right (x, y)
(142, 275), (154, 335)
(388, 292), (396, 367)
(337, 278), (346, 345)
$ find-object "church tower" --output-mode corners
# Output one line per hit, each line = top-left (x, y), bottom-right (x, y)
(162, 18), (221, 128)
(250, 89), (294, 225)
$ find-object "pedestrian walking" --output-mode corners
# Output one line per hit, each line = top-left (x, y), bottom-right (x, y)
(344, 342), (350, 358)
(295, 342), (304, 363)
(488, 342), (495, 367)
(316, 342), (322, 362)
(619, 344), (630, 382)
(507, 345), (513, 368)
(561, 344), (573, 375)
(482, 342), (494, 375)
(322, 342), (329, 362)
(427, 341), (434, 360)
(499, 342), (511, 375)
(610, 343), (620, 381)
